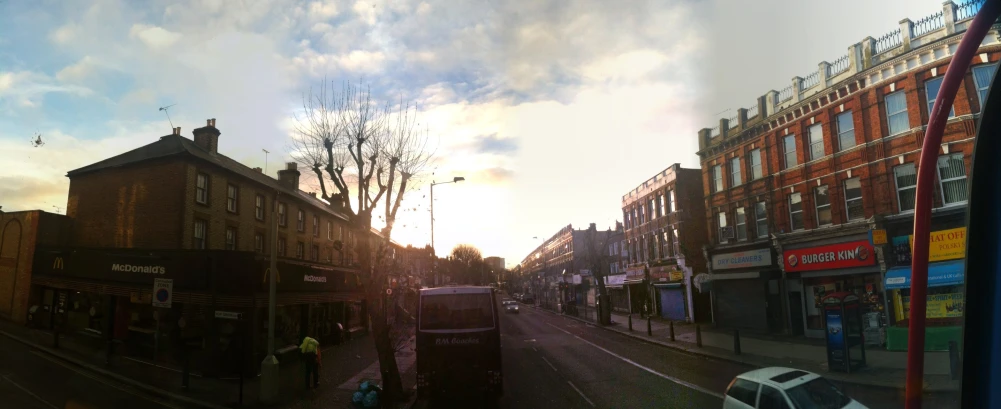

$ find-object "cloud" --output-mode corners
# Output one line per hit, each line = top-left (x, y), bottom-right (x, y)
(0, 71), (94, 110)
(469, 133), (518, 155)
(129, 24), (183, 49)
(475, 167), (515, 184)
(0, 175), (67, 212)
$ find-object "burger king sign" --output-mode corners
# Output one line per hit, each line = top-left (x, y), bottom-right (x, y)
(783, 240), (876, 272)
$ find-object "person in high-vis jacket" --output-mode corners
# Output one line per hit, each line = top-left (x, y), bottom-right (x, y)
(300, 335), (321, 389)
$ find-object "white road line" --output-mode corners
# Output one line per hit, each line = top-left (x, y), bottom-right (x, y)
(567, 380), (596, 407)
(546, 322), (725, 400)
(532, 347), (538, 352)
(541, 356), (558, 372)
(0, 374), (59, 409)
(29, 350), (182, 409)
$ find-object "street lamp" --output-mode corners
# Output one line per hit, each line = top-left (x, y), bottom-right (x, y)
(430, 177), (465, 253)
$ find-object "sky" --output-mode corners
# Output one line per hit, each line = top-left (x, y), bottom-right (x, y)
(0, 0), (944, 268)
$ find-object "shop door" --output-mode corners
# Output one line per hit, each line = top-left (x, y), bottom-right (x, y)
(766, 279), (783, 331)
(714, 280), (768, 331)
(658, 288), (686, 321)
(788, 291), (805, 335)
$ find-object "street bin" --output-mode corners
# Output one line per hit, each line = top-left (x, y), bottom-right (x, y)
(822, 292), (866, 373)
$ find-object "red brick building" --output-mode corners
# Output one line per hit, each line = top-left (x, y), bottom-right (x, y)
(620, 163), (710, 322)
(0, 210), (69, 324)
(698, 1), (995, 347)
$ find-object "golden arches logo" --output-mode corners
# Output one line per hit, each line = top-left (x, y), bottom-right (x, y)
(53, 257), (64, 270)
(263, 267), (281, 284)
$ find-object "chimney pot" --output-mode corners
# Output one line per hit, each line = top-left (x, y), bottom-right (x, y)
(286, 162), (297, 170)
(253, 167), (262, 173)
(207, 119), (212, 126)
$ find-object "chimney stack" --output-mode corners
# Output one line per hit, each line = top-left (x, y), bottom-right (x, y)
(277, 162), (300, 190)
(252, 167), (263, 173)
(193, 118), (221, 154)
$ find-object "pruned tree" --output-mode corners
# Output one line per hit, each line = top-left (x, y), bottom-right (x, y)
(581, 224), (619, 325)
(289, 80), (434, 403)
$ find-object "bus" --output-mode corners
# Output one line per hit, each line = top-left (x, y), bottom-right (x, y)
(416, 286), (503, 401)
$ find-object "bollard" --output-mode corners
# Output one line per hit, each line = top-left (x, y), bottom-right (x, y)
(628, 314), (633, 331)
(734, 329), (742, 355)
(949, 340), (961, 380)
(669, 321), (675, 342)
(182, 352), (191, 390)
(695, 325), (702, 347)
(647, 317), (652, 336)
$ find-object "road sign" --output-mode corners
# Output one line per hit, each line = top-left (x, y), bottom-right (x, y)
(215, 311), (244, 320)
(152, 278), (173, 308)
(386, 288), (393, 295)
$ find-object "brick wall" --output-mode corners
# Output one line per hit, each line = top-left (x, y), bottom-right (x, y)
(0, 211), (70, 323)
(701, 50), (995, 243)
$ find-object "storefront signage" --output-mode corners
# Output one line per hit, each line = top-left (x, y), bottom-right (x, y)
(783, 241), (876, 272)
(899, 293), (964, 319)
(871, 229), (887, 245)
(152, 278), (173, 308)
(112, 263), (166, 274)
(712, 249), (773, 270)
(892, 227), (966, 264)
(669, 271), (684, 281)
(214, 311), (243, 320)
(604, 275), (626, 286)
(303, 274), (327, 283)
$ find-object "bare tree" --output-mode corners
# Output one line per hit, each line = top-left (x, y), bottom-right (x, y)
(289, 80), (434, 403)
(581, 224), (618, 325)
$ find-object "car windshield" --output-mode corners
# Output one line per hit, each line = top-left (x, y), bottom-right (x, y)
(420, 293), (495, 330)
(786, 378), (852, 409)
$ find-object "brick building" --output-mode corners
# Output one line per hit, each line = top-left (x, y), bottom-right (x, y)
(620, 163), (710, 322)
(698, 0), (995, 348)
(0, 210), (69, 324)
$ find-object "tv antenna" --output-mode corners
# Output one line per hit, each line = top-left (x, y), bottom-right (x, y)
(52, 205), (62, 214)
(30, 131), (44, 147)
(262, 149), (270, 175)
(159, 104), (177, 129)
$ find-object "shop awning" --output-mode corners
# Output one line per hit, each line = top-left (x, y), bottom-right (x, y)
(884, 260), (965, 290)
(653, 282), (683, 288)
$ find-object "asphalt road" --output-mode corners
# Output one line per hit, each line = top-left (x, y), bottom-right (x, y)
(0, 335), (180, 409)
(421, 298), (960, 409)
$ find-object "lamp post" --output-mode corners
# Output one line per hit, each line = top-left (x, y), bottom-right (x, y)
(429, 177), (465, 253)
(260, 192), (281, 403)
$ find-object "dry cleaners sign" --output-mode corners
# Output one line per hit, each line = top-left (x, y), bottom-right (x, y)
(712, 249), (773, 270)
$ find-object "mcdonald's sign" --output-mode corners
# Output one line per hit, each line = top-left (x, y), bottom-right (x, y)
(262, 267), (281, 284)
(53, 257), (64, 270)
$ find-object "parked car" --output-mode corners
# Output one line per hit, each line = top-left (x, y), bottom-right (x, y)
(723, 367), (868, 409)
(502, 300), (519, 314)
(520, 295), (535, 304)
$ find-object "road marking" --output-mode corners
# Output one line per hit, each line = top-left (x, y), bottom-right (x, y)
(29, 350), (182, 409)
(546, 322), (725, 399)
(541, 356), (558, 372)
(0, 373), (59, 409)
(567, 380), (596, 407)
(532, 347), (538, 352)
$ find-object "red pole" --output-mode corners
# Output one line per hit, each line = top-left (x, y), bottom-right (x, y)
(905, 2), (1001, 408)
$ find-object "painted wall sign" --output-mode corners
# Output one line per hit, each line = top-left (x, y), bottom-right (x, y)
(712, 248), (773, 270)
(783, 240), (876, 272)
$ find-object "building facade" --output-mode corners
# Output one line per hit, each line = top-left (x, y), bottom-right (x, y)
(484, 256), (505, 272)
(621, 163), (710, 322)
(699, 1), (995, 348)
(0, 210), (69, 324)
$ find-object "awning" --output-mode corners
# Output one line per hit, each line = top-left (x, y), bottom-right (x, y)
(884, 260), (965, 290)
(653, 282), (683, 289)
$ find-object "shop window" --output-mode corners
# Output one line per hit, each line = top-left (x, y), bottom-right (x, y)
(788, 193), (804, 231)
(937, 154), (968, 206)
(808, 124), (824, 161)
(195, 173), (209, 204)
(886, 91), (910, 136)
(225, 226), (237, 250)
(924, 76), (955, 118)
(193, 219), (207, 249)
(255, 195), (265, 220)
(894, 164), (917, 213)
(735, 207), (747, 241)
(297, 209), (305, 232)
(297, 242), (304, 259)
(783, 135), (798, 168)
(973, 64), (997, 106)
(815, 185), (832, 227)
(730, 157), (742, 187)
(837, 111), (856, 151)
(749, 149), (763, 180)
(226, 184), (239, 213)
(755, 202), (768, 238)
(712, 164), (723, 192)
(844, 178), (865, 221)
(278, 202), (287, 227)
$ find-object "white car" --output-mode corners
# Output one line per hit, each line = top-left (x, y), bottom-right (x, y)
(723, 367), (868, 409)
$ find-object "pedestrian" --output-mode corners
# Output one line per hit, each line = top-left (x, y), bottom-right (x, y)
(300, 334), (320, 389)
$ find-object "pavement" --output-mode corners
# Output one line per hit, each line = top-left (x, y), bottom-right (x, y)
(414, 300), (959, 409)
(0, 318), (417, 409)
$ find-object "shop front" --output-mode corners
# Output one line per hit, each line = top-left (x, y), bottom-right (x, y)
(624, 267), (648, 315)
(883, 226), (966, 351)
(707, 246), (779, 332)
(651, 269), (687, 321)
(30, 247), (364, 378)
(603, 274), (630, 313)
(782, 238), (884, 339)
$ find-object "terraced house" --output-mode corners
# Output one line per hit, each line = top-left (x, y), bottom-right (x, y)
(698, 0), (995, 352)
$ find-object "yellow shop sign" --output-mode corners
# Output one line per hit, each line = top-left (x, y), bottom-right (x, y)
(907, 227), (966, 262)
